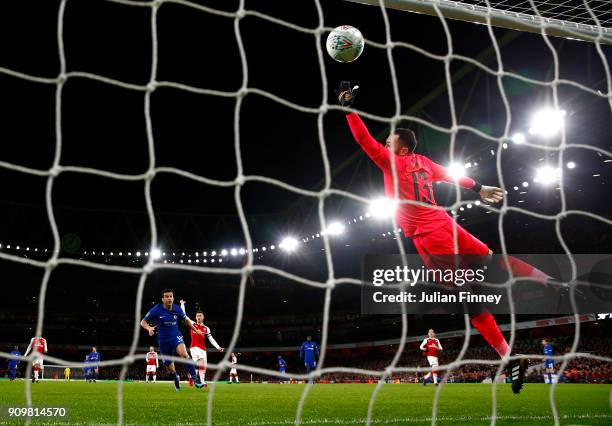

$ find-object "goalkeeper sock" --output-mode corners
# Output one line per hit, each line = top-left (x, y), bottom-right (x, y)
(471, 312), (509, 357)
(499, 256), (549, 283)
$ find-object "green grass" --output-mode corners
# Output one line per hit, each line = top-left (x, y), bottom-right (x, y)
(0, 381), (610, 425)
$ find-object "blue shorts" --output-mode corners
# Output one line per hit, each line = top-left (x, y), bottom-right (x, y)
(545, 359), (554, 369)
(304, 361), (316, 369)
(159, 335), (185, 366)
(279, 368), (286, 374)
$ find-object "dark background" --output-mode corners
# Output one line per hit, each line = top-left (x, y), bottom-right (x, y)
(0, 0), (611, 355)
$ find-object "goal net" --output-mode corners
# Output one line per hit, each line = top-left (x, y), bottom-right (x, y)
(0, 0), (611, 424)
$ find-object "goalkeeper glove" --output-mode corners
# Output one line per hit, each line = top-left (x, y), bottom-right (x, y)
(336, 81), (359, 108)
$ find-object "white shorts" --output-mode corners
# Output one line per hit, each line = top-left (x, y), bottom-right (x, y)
(427, 356), (439, 367)
(190, 347), (207, 365)
(146, 365), (157, 373)
(33, 356), (44, 369)
(230, 368), (237, 375)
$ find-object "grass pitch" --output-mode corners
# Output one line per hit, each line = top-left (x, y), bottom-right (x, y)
(0, 380), (610, 425)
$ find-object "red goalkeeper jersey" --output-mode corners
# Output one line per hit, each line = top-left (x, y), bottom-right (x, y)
(346, 113), (477, 237)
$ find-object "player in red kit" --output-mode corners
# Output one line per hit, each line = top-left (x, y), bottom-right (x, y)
(180, 300), (224, 388)
(337, 82), (547, 393)
(419, 329), (443, 385)
(145, 346), (159, 383)
(24, 336), (47, 383)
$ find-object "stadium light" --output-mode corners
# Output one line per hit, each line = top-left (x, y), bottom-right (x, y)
(325, 221), (345, 236)
(567, 161), (576, 169)
(529, 108), (566, 138)
(535, 166), (561, 184)
(447, 163), (465, 180)
(152, 249), (161, 260)
(221, 249), (228, 256)
(368, 197), (398, 219)
(522, 181), (529, 188)
(136, 251), (141, 257)
(230, 248), (238, 256)
(279, 237), (299, 252)
(238, 248), (245, 255)
(511, 132), (525, 144)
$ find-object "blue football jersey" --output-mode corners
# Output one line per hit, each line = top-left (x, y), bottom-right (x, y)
(300, 341), (319, 362)
(543, 343), (553, 357)
(8, 350), (21, 369)
(144, 303), (187, 342)
(88, 352), (101, 364)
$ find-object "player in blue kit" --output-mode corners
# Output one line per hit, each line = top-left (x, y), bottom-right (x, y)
(87, 347), (101, 382)
(140, 288), (205, 391)
(8, 346), (21, 381)
(300, 336), (319, 380)
(83, 354), (91, 382)
(542, 338), (554, 384)
(278, 355), (288, 384)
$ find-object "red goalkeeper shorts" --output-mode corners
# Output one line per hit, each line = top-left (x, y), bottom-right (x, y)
(412, 219), (489, 256)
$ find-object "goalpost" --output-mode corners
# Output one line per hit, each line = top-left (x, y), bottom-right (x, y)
(347, 0), (612, 44)
(0, 0), (610, 425)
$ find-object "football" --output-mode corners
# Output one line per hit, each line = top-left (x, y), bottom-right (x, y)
(326, 25), (364, 63)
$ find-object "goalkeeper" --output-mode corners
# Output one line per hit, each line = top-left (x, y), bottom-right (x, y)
(336, 82), (550, 394)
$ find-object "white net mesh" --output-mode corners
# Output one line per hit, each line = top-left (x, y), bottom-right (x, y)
(0, 0), (611, 425)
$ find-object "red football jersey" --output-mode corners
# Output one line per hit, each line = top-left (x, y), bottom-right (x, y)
(190, 324), (210, 350)
(346, 113), (477, 237)
(422, 338), (441, 357)
(146, 351), (158, 366)
(32, 337), (46, 354)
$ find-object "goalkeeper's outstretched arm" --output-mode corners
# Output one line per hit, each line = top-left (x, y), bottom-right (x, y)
(336, 81), (392, 170)
(345, 113), (391, 171)
(428, 159), (503, 204)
